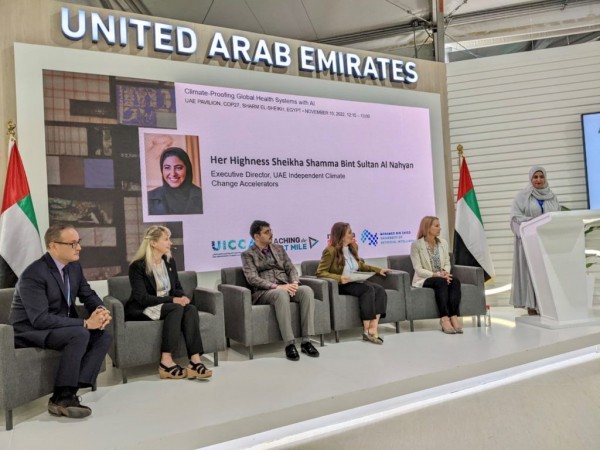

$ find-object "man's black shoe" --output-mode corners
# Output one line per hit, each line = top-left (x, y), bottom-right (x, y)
(300, 341), (320, 357)
(285, 343), (300, 361)
(48, 395), (92, 419)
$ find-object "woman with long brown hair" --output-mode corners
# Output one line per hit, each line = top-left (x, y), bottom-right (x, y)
(317, 222), (389, 344)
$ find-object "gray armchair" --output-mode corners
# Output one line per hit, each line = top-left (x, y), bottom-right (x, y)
(387, 254), (486, 331)
(103, 271), (226, 383)
(218, 267), (331, 359)
(300, 260), (408, 342)
(0, 288), (103, 430)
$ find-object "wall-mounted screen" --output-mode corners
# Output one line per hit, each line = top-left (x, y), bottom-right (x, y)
(42, 72), (435, 275)
(581, 112), (600, 209)
(16, 43), (446, 280)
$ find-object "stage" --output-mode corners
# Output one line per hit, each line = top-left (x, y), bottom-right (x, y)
(1, 307), (599, 449)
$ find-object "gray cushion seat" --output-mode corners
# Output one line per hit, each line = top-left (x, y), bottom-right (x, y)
(0, 287), (102, 430)
(300, 260), (409, 342)
(218, 267), (331, 359)
(103, 271), (226, 383)
(387, 254), (486, 331)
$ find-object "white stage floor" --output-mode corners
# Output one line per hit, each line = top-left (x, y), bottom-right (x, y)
(1, 307), (599, 449)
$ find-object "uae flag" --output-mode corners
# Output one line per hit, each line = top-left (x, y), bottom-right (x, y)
(0, 138), (43, 288)
(453, 157), (495, 281)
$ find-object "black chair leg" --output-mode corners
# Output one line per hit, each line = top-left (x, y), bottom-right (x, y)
(122, 368), (128, 384)
(395, 322), (400, 333)
(248, 345), (254, 360)
(226, 338), (231, 347)
(91, 384), (97, 392)
(320, 334), (324, 347)
(410, 320), (415, 332)
(477, 315), (481, 327)
(5, 409), (13, 431)
(213, 351), (219, 367)
(335, 331), (340, 343)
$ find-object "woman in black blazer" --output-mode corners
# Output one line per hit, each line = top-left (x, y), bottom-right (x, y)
(126, 225), (212, 379)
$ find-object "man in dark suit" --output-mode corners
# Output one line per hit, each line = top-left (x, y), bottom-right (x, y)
(241, 220), (319, 361)
(9, 223), (112, 419)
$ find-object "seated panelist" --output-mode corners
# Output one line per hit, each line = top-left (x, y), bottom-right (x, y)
(316, 222), (389, 344)
(9, 223), (112, 419)
(126, 225), (212, 379)
(241, 220), (320, 361)
(410, 216), (462, 334)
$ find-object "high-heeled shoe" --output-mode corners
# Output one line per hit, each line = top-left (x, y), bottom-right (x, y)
(187, 361), (213, 379)
(450, 317), (463, 334)
(159, 363), (186, 379)
(362, 332), (384, 344)
(440, 319), (456, 334)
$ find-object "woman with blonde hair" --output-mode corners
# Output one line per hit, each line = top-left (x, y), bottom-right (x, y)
(317, 222), (390, 344)
(126, 225), (212, 379)
(410, 216), (462, 334)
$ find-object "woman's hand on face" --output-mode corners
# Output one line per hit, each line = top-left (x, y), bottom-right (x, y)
(340, 276), (351, 284)
(379, 268), (391, 276)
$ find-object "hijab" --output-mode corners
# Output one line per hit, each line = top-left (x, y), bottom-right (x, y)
(511, 166), (560, 221)
(527, 166), (554, 200)
(159, 147), (196, 214)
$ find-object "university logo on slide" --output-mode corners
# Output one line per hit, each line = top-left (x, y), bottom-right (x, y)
(360, 229), (379, 246)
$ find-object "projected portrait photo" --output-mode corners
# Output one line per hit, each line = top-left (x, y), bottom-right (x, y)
(143, 133), (203, 215)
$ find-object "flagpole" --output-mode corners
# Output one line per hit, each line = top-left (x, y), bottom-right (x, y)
(6, 120), (16, 157)
(457, 143), (463, 170)
(7, 120), (16, 140)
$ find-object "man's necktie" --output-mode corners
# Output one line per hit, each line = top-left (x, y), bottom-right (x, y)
(62, 265), (71, 314)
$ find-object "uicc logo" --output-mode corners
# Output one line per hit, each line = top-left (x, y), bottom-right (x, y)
(212, 239), (253, 252)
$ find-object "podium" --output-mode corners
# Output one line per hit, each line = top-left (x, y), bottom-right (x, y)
(517, 210), (600, 329)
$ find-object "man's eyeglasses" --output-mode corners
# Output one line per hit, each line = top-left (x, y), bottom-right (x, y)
(54, 240), (82, 249)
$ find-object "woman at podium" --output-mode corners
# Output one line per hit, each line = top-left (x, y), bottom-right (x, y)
(510, 166), (560, 315)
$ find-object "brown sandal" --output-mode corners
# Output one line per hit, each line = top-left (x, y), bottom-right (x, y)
(187, 361), (212, 379)
(159, 363), (186, 379)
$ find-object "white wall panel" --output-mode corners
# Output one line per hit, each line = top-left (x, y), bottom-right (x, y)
(447, 41), (600, 306)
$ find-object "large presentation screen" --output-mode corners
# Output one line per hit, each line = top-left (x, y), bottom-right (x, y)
(582, 112), (600, 209)
(41, 68), (438, 279)
(139, 83), (435, 270)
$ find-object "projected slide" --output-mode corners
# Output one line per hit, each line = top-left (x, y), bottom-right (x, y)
(140, 83), (435, 271)
(42, 70), (438, 278)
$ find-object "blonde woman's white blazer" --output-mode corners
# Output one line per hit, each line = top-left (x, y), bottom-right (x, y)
(409, 238), (451, 288)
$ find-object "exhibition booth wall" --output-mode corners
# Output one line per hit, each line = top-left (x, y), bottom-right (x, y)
(0, 0), (451, 296)
(447, 41), (600, 304)
(0, 0), (597, 304)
